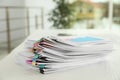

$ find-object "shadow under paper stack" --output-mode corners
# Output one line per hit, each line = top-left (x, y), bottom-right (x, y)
(16, 36), (113, 74)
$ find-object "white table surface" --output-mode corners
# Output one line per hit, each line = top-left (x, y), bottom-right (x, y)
(0, 29), (120, 80)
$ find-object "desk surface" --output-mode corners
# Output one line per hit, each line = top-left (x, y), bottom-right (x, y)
(0, 30), (120, 80)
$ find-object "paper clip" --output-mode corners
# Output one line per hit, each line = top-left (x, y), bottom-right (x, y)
(32, 54), (39, 66)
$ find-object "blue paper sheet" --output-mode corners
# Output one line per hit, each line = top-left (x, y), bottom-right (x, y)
(70, 36), (102, 42)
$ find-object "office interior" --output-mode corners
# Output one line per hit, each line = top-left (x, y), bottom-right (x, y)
(0, 0), (120, 59)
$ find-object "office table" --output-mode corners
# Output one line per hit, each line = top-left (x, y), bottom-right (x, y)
(0, 29), (120, 80)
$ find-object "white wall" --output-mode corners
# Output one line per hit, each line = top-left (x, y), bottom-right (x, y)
(0, 0), (25, 46)
(25, 0), (55, 31)
(0, 0), (25, 6)
(0, 0), (55, 48)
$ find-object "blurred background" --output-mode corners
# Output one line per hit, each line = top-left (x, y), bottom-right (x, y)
(0, 0), (120, 60)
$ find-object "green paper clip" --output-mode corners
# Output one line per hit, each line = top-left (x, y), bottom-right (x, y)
(34, 54), (39, 59)
(39, 64), (45, 69)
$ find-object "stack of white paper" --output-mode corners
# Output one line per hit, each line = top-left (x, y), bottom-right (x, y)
(16, 36), (113, 74)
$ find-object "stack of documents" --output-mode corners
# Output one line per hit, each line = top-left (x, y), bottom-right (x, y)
(16, 36), (113, 74)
